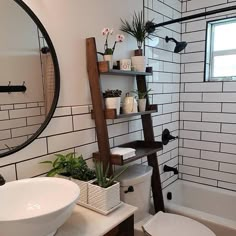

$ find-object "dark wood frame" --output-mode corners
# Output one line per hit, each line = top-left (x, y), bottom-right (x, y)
(86, 37), (164, 212)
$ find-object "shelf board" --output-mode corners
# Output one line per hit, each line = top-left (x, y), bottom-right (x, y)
(100, 69), (152, 77)
(93, 140), (163, 166)
(91, 105), (157, 120)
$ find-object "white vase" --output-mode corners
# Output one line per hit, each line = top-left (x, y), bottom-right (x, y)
(138, 99), (147, 112)
(122, 96), (138, 114)
(131, 56), (146, 72)
(88, 181), (120, 211)
(105, 97), (121, 115)
(103, 54), (113, 70)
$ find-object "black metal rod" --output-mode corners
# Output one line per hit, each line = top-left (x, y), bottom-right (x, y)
(151, 5), (236, 28)
(0, 85), (27, 93)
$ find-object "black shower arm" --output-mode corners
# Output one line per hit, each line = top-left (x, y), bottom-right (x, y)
(166, 37), (178, 44)
(146, 5), (236, 30)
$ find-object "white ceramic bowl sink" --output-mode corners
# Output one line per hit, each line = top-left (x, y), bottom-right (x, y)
(0, 177), (80, 236)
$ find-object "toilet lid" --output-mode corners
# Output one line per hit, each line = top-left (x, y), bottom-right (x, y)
(142, 212), (215, 236)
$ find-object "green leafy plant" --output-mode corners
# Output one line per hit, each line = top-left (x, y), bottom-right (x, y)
(40, 153), (95, 180)
(94, 161), (128, 188)
(71, 158), (96, 181)
(103, 89), (122, 98)
(131, 88), (152, 99)
(120, 11), (153, 50)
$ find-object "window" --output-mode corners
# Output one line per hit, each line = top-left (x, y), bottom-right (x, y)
(205, 18), (236, 81)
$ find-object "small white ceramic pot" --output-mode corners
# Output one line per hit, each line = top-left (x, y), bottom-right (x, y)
(103, 54), (113, 70)
(105, 97), (121, 115)
(138, 98), (147, 112)
(131, 56), (146, 72)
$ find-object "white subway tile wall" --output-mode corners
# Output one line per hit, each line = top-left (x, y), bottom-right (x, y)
(180, 0), (236, 191)
(145, 0), (181, 188)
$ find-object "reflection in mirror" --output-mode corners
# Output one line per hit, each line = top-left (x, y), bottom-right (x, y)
(0, 0), (59, 156)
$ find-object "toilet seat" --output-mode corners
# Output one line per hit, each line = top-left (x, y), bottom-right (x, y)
(142, 212), (216, 236)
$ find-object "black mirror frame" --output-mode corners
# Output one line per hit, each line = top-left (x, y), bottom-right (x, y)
(0, 0), (60, 158)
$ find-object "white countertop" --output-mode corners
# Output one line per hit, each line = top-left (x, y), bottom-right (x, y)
(56, 203), (137, 236)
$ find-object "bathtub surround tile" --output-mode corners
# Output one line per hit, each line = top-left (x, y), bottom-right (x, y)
(218, 181), (236, 191)
(201, 169), (236, 183)
(183, 157), (218, 170)
(179, 165), (200, 176)
(182, 174), (217, 186)
(220, 163), (236, 175)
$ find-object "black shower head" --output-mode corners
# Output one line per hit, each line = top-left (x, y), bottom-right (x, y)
(165, 36), (187, 53)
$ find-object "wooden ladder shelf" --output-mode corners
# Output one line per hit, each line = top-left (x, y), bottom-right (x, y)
(86, 37), (165, 212)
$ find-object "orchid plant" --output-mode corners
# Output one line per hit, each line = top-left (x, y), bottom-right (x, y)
(100, 27), (125, 55)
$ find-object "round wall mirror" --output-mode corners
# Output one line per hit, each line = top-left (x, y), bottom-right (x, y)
(0, 0), (60, 157)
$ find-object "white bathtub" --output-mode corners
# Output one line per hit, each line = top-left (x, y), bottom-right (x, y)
(161, 180), (236, 236)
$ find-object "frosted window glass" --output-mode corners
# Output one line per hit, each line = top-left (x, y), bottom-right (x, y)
(214, 22), (236, 51)
(213, 55), (236, 77)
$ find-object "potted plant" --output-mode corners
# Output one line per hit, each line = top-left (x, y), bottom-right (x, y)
(120, 11), (153, 71)
(40, 153), (77, 179)
(132, 88), (152, 112)
(41, 153), (96, 204)
(103, 89), (122, 115)
(98, 28), (125, 69)
(70, 156), (96, 204)
(88, 161), (128, 212)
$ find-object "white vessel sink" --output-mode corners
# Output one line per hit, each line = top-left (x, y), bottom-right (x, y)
(0, 177), (80, 236)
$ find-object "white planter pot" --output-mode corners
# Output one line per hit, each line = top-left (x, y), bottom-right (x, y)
(122, 96), (137, 114)
(138, 99), (147, 112)
(88, 181), (120, 211)
(71, 178), (88, 204)
(131, 56), (146, 72)
(103, 54), (113, 70)
(105, 97), (121, 115)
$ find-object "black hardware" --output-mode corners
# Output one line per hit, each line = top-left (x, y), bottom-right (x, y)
(0, 174), (6, 186)
(167, 192), (172, 200)
(162, 129), (178, 145)
(163, 165), (178, 175)
(0, 83), (27, 93)
(124, 186), (134, 194)
(41, 46), (50, 54)
(145, 5), (236, 33)
(165, 36), (187, 53)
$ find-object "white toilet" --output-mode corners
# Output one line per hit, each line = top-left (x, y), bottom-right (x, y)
(117, 164), (216, 236)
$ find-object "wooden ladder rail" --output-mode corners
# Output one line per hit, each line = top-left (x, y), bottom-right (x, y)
(136, 75), (165, 212)
(86, 37), (112, 172)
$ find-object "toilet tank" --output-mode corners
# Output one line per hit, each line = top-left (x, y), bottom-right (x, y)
(116, 164), (153, 222)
